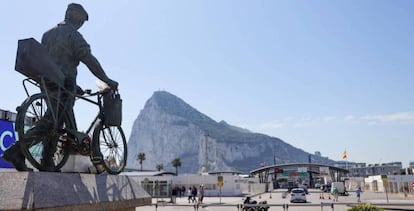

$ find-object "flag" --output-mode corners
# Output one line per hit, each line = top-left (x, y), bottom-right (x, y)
(342, 150), (347, 159)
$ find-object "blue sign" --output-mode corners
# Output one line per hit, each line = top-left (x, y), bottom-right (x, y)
(0, 120), (17, 168)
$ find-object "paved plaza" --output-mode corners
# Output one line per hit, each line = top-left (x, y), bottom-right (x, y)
(136, 190), (414, 211)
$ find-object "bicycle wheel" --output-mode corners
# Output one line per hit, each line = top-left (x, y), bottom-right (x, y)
(15, 93), (70, 171)
(92, 122), (127, 174)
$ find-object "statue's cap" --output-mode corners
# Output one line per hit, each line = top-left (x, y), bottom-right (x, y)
(66, 3), (88, 21)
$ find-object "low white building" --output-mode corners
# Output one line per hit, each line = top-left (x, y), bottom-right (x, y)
(364, 175), (414, 194)
(121, 171), (262, 197)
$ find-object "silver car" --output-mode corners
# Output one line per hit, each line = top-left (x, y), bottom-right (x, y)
(290, 188), (307, 203)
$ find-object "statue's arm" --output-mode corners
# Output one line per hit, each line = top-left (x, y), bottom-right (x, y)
(73, 33), (118, 89)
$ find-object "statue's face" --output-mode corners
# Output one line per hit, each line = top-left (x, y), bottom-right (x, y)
(75, 19), (85, 30)
(72, 17), (86, 30)
(65, 8), (88, 30)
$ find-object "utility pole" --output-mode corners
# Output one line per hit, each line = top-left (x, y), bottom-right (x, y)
(309, 155), (313, 188)
(273, 152), (276, 189)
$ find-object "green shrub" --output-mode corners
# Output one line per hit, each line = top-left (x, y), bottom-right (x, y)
(347, 204), (384, 211)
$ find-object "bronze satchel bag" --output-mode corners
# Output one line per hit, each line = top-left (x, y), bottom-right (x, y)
(103, 91), (122, 126)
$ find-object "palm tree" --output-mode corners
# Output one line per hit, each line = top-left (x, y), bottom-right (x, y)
(136, 152), (146, 171)
(171, 157), (181, 175)
(156, 163), (163, 171)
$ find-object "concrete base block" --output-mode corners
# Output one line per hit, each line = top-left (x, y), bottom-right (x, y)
(24, 154), (94, 173)
(60, 154), (93, 173)
(0, 172), (151, 210)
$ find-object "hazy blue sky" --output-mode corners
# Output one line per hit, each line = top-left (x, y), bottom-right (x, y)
(1, 1), (413, 167)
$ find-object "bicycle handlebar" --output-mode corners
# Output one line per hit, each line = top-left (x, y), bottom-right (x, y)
(79, 87), (114, 97)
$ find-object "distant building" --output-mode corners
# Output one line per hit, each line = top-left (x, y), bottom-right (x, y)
(334, 161), (365, 169)
(347, 162), (402, 177)
(121, 171), (259, 197)
(0, 109), (17, 122)
(365, 175), (414, 193)
(315, 151), (321, 157)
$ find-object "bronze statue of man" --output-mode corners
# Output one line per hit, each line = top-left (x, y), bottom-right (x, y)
(2, 3), (118, 171)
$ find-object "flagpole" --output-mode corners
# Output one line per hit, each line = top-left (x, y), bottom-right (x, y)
(346, 156), (348, 170)
(345, 149), (349, 177)
(343, 149), (348, 172)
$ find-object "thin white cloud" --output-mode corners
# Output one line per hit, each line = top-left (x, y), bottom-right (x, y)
(258, 111), (414, 131)
(302, 115), (313, 122)
(362, 111), (414, 124)
(323, 116), (336, 122)
(344, 115), (355, 121)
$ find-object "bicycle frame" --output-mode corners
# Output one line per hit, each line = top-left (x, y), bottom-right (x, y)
(75, 90), (104, 136)
(22, 77), (104, 141)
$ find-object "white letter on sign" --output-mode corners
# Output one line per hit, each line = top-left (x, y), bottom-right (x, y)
(0, 131), (13, 151)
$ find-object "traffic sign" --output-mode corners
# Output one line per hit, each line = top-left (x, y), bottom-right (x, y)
(217, 176), (223, 187)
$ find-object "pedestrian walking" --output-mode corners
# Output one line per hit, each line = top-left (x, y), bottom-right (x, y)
(332, 187), (339, 202)
(191, 185), (198, 203)
(171, 187), (177, 203)
(198, 184), (205, 204)
(181, 186), (185, 198)
(356, 186), (362, 202)
(187, 187), (192, 203)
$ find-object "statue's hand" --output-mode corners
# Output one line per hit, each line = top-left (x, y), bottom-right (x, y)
(106, 79), (118, 91)
(76, 85), (85, 95)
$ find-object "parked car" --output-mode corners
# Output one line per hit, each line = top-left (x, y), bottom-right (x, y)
(290, 188), (307, 203)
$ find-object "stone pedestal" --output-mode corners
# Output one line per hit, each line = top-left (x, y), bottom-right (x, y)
(0, 172), (151, 210)
(60, 154), (94, 173)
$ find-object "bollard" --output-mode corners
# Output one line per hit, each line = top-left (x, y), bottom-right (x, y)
(321, 202), (324, 211)
(331, 203), (334, 211)
(155, 204), (158, 211)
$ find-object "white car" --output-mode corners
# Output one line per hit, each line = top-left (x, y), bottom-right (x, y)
(290, 188), (307, 203)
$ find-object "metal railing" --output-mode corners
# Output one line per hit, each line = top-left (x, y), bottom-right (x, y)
(148, 202), (414, 211)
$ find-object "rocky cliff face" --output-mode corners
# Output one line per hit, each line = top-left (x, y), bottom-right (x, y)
(127, 91), (335, 173)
